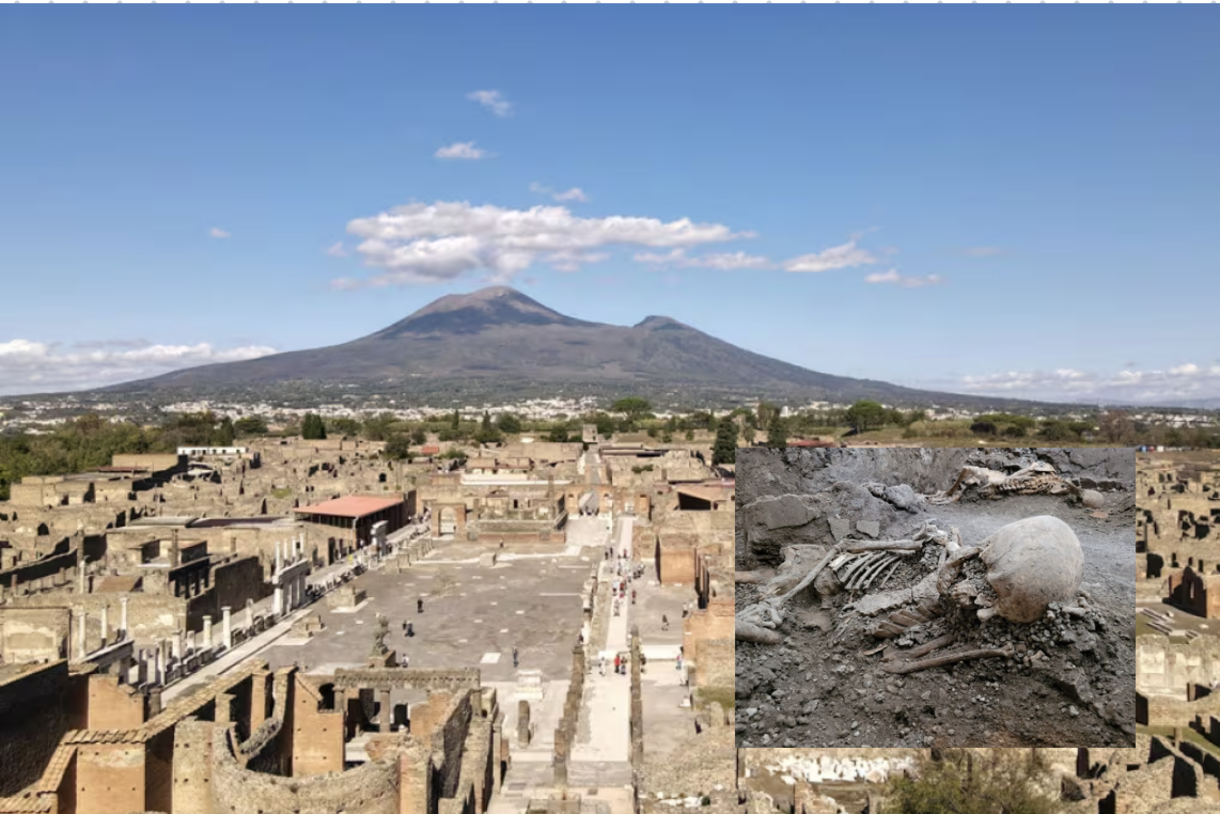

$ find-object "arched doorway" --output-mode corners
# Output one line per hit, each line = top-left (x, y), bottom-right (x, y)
(440, 507), (457, 535)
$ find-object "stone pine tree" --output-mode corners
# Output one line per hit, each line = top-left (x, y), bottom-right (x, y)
(212, 417), (236, 446)
(302, 413), (327, 440)
(450, 410), (460, 431)
(712, 420), (738, 466)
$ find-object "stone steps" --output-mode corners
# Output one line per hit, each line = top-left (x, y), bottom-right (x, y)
(567, 760), (633, 787)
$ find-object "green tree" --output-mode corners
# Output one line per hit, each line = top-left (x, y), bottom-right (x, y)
(882, 749), (1063, 814)
(756, 401), (780, 431)
(450, 410), (461, 431)
(593, 412), (616, 437)
(712, 420), (738, 466)
(547, 424), (571, 442)
(302, 413), (327, 440)
(475, 411), (502, 445)
(328, 417), (361, 437)
(383, 434), (414, 461)
(611, 397), (653, 423)
(409, 428), (427, 446)
(233, 415), (268, 436)
(1099, 410), (1134, 444)
(843, 400), (888, 433)
(496, 413), (522, 435)
(362, 413), (396, 442)
(212, 417), (236, 447)
(766, 416), (787, 448)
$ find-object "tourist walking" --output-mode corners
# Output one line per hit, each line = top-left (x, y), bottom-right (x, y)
(417, 598), (424, 613)
(614, 654), (621, 674)
(512, 647), (519, 669)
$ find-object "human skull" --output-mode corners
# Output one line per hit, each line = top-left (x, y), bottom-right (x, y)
(974, 515), (1083, 623)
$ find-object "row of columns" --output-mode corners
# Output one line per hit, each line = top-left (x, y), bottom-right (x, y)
(73, 597), (131, 659)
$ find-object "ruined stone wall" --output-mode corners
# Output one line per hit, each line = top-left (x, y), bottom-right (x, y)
(172, 718), (215, 814)
(9, 592), (187, 645)
(86, 675), (145, 731)
(290, 673), (344, 776)
(210, 723), (401, 814)
(0, 607), (71, 662)
(684, 598), (734, 664)
(1137, 634), (1220, 696)
(0, 545), (78, 590)
(74, 742), (147, 814)
(208, 556), (270, 620)
(695, 638), (734, 690)
(0, 661), (77, 797)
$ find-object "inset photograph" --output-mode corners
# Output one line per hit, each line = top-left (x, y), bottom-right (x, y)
(737, 746), (1132, 814)
(1137, 449), (1220, 751)
(735, 447), (1135, 748)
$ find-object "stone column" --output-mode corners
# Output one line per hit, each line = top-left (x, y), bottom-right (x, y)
(380, 689), (392, 732)
(203, 615), (213, 649)
(222, 606), (233, 649)
(76, 609), (87, 659)
(245, 599), (254, 629)
(137, 650), (149, 685)
(173, 630), (183, 661)
(78, 560), (87, 594)
(275, 540), (283, 573)
(273, 586), (284, 617)
(187, 631), (197, 654)
(119, 596), (129, 637)
(98, 604), (110, 646)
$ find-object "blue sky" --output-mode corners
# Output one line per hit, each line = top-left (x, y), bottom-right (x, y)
(1, 6), (1217, 405)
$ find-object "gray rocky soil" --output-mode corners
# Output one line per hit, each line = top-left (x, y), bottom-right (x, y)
(735, 447), (1135, 749)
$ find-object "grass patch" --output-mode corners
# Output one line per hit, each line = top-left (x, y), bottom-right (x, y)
(694, 686), (735, 712)
(1139, 724), (1220, 758)
(270, 487), (292, 499)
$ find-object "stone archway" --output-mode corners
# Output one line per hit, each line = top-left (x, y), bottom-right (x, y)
(430, 503), (467, 538)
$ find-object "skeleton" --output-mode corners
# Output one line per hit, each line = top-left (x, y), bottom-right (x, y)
(927, 462), (1079, 504)
(736, 515), (1085, 673)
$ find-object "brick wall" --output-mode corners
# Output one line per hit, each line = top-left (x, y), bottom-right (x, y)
(695, 638), (735, 690)
(87, 675), (145, 731)
(684, 598), (734, 663)
(210, 723), (401, 814)
(0, 661), (74, 797)
(75, 743), (146, 814)
(172, 718), (215, 814)
(291, 674), (344, 776)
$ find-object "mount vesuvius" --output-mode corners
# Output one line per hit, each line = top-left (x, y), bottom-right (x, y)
(100, 287), (1021, 408)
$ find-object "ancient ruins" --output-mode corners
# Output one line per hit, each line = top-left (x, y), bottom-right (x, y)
(737, 743), (1218, 814)
(1134, 449), (1220, 801)
(735, 447), (1135, 749)
(0, 431), (736, 814)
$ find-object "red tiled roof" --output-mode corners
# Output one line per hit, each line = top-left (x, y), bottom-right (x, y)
(421, 445), (441, 455)
(295, 495), (403, 518)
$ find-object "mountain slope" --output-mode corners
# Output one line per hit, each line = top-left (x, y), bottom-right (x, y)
(101, 286), (1035, 408)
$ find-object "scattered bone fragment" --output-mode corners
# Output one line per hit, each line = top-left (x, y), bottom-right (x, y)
(881, 642), (1015, 675)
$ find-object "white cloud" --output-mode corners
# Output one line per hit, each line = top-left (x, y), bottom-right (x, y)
(784, 239), (877, 273)
(209, 227), (231, 239)
(946, 362), (1220, 405)
(960, 246), (1004, 257)
(530, 183), (589, 203)
(326, 241), (348, 258)
(467, 90), (513, 117)
(0, 339), (277, 396)
(634, 248), (772, 270)
(864, 269), (943, 287)
(338, 201), (753, 286)
(435, 142), (488, 160)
